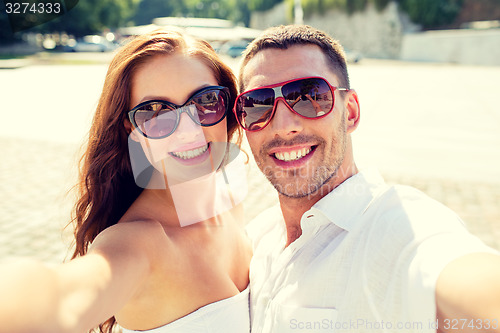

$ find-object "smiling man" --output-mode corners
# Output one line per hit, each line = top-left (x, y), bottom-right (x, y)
(236, 25), (500, 333)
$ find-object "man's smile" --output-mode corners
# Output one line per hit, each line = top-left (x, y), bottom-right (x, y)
(267, 144), (318, 168)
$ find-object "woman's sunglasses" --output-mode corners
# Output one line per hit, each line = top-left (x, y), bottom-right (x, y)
(233, 77), (349, 131)
(128, 86), (230, 139)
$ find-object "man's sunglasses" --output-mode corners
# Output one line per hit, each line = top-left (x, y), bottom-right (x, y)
(233, 77), (349, 131)
(128, 86), (230, 139)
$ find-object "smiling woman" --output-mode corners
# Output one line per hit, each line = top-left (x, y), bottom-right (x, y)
(0, 28), (251, 333)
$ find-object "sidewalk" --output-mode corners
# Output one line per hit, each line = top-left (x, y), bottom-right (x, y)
(0, 137), (78, 263)
(0, 51), (115, 69)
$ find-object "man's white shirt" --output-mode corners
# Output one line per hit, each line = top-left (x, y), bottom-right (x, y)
(246, 169), (497, 333)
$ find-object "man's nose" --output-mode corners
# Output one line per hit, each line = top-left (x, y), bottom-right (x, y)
(268, 98), (304, 137)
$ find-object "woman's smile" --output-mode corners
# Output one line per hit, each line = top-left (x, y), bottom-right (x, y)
(169, 142), (211, 165)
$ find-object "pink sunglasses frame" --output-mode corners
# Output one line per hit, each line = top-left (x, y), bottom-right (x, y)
(233, 76), (349, 132)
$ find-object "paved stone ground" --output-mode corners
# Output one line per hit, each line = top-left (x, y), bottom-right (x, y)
(386, 175), (500, 250)
(0, 137), (79, 263)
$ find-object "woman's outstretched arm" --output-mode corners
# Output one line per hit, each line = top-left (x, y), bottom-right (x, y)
(0, 221), (162, 333)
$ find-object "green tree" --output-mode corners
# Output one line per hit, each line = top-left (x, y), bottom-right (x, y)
(133, 0), (185, 25)
(0, 1), (17, 43)
(248, 0), (283, 11)
(132, 0), (251, 26)
(182, 0), (229, 18)
(373, 0), (391, 11)
(297, 0), (463, 28)
(0, 0), (138, 44)
(346, 0), (367, 13)
(398, 0), (464, 29)
(0, 0), (137, 39)
(226, 0), (251, 26)
(46, 0), (137, 36)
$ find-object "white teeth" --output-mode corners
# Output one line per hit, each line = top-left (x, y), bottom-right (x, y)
(274, 147), (312, 162)
(171, 144), (209, 160)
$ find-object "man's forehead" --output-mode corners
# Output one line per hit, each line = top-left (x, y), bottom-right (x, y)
(241, 45), (340, 91)
(240, 50), (274, 89)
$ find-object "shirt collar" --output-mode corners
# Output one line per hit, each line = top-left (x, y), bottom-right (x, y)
(308, 168), (387, 232)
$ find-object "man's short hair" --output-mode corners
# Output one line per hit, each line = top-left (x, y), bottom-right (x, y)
(239, 24), (350, 92)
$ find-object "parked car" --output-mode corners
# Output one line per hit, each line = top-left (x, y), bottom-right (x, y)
(218, 40), (250, 58)
(344, 49), (363, 63)
(65, 35), (116, 52)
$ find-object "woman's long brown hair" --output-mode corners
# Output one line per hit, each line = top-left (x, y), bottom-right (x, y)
(71, 29), (240, 333)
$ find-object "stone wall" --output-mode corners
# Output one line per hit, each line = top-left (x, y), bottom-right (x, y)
(249, 2), (288, 30)
(400, 28), (500, 66)
(249, 2), (500, 65)
(249, 1), (415, 59)
(305, 2), (408, 58)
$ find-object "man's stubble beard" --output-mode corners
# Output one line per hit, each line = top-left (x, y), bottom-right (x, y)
(255, 115), (347, 199)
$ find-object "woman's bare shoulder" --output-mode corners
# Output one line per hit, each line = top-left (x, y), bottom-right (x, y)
(89, 220), (171, 261)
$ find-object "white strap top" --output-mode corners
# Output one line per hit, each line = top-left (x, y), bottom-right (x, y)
(121, 287), (250, 333)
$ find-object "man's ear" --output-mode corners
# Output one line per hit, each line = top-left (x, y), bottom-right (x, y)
(344, 89), (360, 134)
(124, 119), (141, 142)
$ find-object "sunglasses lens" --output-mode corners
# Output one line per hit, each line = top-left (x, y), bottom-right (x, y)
(236, 78), (336, 131)
(134, 103), (177, 138)
(132, 88), (228, 139)
(192, 88), (228, 126)
(283, 78), (334, 118)
(236, 88), (275, 131)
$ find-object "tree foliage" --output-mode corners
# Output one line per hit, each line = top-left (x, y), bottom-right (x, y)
(133, 0), (250, 26)
(47, 0), (137, 36)
(299, 0), (464, 29)
(0, 1), (15, 42)
(0, 0), (256, 44)
(0, 0), (137, 42)
(398, 0), (464, 29)
(226, 0), (251, 27)
(133, 0), (185, 25)
(0, 0), (467, 46)
(247, 0), (283, 11)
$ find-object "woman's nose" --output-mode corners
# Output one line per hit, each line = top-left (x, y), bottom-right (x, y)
(175, 107), (204, 141)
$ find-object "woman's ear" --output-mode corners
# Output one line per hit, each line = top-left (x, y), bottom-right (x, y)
(124, 119), (140, 142)
(344, 89), (360, 134)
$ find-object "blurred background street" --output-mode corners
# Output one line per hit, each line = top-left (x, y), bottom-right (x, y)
(1, 0), (499, 264)
(1, 55), (499, 264)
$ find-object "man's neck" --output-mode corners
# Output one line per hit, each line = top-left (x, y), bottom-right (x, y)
(279, 163), (358, 247)
(279, 198), (309, 247)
